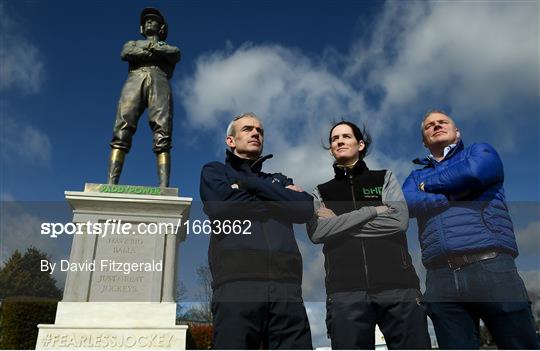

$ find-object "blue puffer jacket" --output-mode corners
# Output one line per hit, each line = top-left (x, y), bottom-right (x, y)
(402, 140), (518, 266)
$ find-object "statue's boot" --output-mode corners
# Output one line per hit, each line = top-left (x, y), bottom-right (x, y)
(157, 151), (170, 188)
(107, 149), (125, 185)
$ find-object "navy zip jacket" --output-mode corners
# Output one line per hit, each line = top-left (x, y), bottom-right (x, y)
(200, 150), (314, 288)
(402, 140), (518, 267)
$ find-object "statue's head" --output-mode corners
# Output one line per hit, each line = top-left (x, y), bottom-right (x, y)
(140, 7), (168, 41)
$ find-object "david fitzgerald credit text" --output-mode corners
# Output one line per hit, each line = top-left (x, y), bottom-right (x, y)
(41, 259), (162, 275)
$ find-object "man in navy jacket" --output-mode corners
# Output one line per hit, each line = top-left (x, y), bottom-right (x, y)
(199, 112), (313, 349)
(403, 110), (538, 349)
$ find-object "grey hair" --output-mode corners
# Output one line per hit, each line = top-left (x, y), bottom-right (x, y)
(420, 109), (453, 131)
(226, 112), (261, 137)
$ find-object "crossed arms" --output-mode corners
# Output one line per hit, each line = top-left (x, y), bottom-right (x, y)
(307, 171), (409, 244)
(200, 162), (314, 223)
(403, 143), (504, 218)
(121, 40), (181, 65)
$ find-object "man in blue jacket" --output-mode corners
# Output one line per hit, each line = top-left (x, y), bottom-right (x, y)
(403, 110), (538, 349)
(199, 112), (313, 349)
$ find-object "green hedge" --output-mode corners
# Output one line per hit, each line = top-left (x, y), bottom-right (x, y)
(0, 298), (58, 350)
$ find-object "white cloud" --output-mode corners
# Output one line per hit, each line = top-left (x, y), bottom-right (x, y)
(0, 3), (45, 93)
(176, 3), (538, 344)
(0, 6), (50, 167)
(350, 1), (539, 144)
(297, 236), (326, 302)
(521, 270), (540, 295)
(178, 43), (367, 190)
(409, 246), (426, 292)
(520, 270), (540, 320)
(180, 44), (364, 129)
(1, 116), (52, 165)
(305, 302), (330, 348)
(178, 1), (537, 188)
(516, 221), (540, 256)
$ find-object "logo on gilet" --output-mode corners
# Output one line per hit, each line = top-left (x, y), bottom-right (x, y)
(362, 186), (382, 197)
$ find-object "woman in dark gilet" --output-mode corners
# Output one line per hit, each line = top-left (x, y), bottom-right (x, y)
(307, 121), (431, 349)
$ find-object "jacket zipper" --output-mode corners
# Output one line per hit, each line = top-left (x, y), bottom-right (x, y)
(347, 169), (357, 207)
(345, 168), (370, 289)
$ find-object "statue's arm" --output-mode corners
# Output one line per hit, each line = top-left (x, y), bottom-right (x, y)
(148, 42), (181, 64)
(120, 40), (153, 62)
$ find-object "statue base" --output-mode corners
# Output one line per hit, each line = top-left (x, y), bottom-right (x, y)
(36, 184), (192, 349)
(37, 302), (187, 349)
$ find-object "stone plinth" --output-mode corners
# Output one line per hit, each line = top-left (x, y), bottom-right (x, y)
(36, 184), (192, 350)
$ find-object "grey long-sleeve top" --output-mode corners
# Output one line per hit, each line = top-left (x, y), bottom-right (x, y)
(307, 171), (409, 244)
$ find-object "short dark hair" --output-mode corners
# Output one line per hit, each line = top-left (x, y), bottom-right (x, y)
(325, 120), (372, 160)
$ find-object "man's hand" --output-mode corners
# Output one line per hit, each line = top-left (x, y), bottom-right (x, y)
(286, 184), (304, 192)
(317, 203), (337, 219)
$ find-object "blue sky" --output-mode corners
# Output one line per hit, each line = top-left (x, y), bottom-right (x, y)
(1, 0), (539, 347)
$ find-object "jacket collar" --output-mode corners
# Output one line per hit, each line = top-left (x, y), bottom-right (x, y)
(225, 150), (273, 173)
(413, 139), (464, 166)
(333, 159), (369, 179)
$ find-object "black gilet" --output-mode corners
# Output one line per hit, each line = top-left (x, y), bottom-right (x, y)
(317, 160), (420, 294)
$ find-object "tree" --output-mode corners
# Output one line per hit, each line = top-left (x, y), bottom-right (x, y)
(176, 281), (188, 318)
(185, 265), (212, 323)
(0, 247), (62, 299)
(177, 266), (213, 349)
(0, 248), (62, 349)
